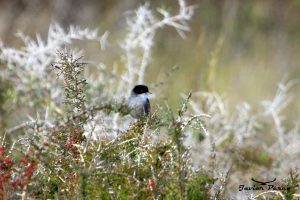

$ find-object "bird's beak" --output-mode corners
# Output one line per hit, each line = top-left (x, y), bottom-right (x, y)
(147, 92), (155, 98)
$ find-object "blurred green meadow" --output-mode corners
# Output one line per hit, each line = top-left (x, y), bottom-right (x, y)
(1, 0), (299, 119)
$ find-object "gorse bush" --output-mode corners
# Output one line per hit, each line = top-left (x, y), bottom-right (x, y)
(0, 0), (299, 199)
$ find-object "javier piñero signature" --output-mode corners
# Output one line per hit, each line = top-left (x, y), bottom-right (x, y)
(238, 178), (297, 191)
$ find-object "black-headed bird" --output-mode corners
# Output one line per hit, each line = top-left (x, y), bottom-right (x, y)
(127, 85), (151, 119)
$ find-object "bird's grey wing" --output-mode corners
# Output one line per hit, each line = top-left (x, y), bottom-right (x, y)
(143, 98), (151, 115)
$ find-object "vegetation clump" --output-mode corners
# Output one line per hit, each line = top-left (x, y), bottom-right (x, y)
(0, 0), (299, 199)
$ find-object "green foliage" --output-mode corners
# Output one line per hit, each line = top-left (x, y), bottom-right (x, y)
(187, 175), (215, 200)
(0, 52), (216, 199)
(1, 52), (296, 198)
(1, 2), (299, 196)
(0, 74), (12, 131)
(237, 147), (273, 169)
(280, 170), (300, 200)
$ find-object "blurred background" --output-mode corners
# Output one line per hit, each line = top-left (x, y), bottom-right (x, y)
(1, 0), (299, 121)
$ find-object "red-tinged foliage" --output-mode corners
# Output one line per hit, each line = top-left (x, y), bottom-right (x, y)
(0, 148), (14, 181)
(0, 146), (4, 156)
(66, 135), (76, 149)
(0, 157), (14, 171)
(147, 178), (157, 192)
(12, 153), (37, 190)
(0, 146), (14, 198)
(0, 146), (37, 195)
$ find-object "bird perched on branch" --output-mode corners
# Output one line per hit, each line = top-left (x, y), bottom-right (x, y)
(127, 85), (151, 119)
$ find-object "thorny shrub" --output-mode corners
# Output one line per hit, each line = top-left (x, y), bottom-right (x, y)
(0, 0), (299, 199)
(0, 146), (37, 198)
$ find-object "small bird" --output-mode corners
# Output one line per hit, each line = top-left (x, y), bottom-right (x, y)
(127, 84), (151, 119)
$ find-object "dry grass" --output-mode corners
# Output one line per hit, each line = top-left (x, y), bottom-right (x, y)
(0, 0), (299, 199)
